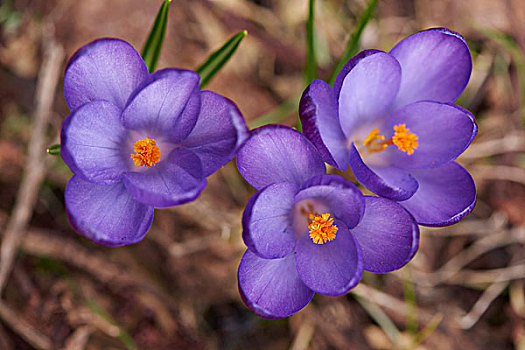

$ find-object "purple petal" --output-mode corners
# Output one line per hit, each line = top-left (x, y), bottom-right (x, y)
(349, 144), (418, 201)
(295, 175), (365, 229)
(399, 162), (476, 227)
(64, 38), (148, 111)
(122, 69), (201, 143)
(336, 51), (402, 137)
(333, 49), (382, 100)
(299, 80), (349, 169)
(383, 102), (477, 169)
(236, 125), (326, 190)
(182, 91), (249, 177)
(123, 148), (207, 208)
(295, 220), (363, 296)
(242, 182), (299, 259)
(351, 196), (419, 273)
(65, 175), (153, 247)
(390, 28), (472, 107)
(61, 101), (128, 185)
(238, 250), (314, 319)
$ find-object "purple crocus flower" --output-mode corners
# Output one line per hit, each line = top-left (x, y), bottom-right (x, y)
(236, 125), (419, 319)
(61, 38), (248, 246)
(300, 28), (477, 227)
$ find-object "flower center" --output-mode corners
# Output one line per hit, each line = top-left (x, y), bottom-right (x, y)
(308, 213), (338, 245)
(130, 138), (161, 168)
(362, 124), (419, 155)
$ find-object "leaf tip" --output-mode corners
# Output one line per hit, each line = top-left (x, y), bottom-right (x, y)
(46, 144), (61, 156)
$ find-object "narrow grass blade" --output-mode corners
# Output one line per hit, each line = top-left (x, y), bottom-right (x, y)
(196, 30), (247, 88)
(305, 0), (317, 85)
(86, 299), (138, 350)
(414, 313), (443, 346)
(329, 0), (378, 85)
(46, 144), (60, 156)
(141, 0), (171, 73)
(298, 0), (317, 132)
(403, 268), (419, 335)
(353, 293), (401, 345)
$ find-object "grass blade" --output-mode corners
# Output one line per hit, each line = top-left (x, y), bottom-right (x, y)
(353, 293), (401, 345)
(305, 0), (317, 85)
(403, 268), (419, 335)
(141, 0), (171, 73)
(329, 0), (378, 85)
(298, 0), (317, 132)
(196, 30), (247, 88)
(86, 299), (138, 350)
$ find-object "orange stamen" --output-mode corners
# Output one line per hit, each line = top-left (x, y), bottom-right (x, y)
(308, 213), (338, 244)
(362, 124), (419, 156)
(391, 124), (419, 155)
(130, 138), (161, 168)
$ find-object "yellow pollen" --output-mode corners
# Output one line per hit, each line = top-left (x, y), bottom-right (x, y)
(130, 138), (161, 168)
(392, 124), (419, 155)
(308, 213), (338, 245)
(362, 124), (419, 156)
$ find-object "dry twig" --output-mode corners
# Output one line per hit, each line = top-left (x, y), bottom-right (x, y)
(0, 301), (52, 350)
(462, 132), (525, 159)
(449, 264), (525, 285)
(414, 227), (525, 286)
(459, 281), (509, 329)
(63, 326), (93, 350)
(352, 283), (434, 324)
(0, 27), (64, 294)
(474, 165), (525, 186)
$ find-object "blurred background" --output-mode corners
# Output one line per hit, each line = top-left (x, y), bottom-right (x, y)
(0, 0), (524, 349)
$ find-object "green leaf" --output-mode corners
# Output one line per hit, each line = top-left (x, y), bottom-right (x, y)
(47, 144), (60, 156)
(141, 0), (171, 73)
(329, 0), (378, 85)
(196, 30), (247, 88)
(305, 0), (317, 86)
(298, 0), (317, 132)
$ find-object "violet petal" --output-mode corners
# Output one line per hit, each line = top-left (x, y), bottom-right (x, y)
(337, 51), (402, 138)
(351, 196), (419, 273)
(399, 162), (476, 227)
(242, 182), (299, 259)
(61, 101), (128, 185)
(64, 38), (148, 111)
(299, 80), (349, 169)
(65, 175), (154, 247)
(390, 28), (472, 107)
(123, 147), (206, 208)
(238, 250), (314, 319)
(383, 101), (477, 169)
(236, 125), (326, 190)
(333, 49), (382, 100)
(182, 91), (249, 177)
(349, 144), (418, 201)
(296, 174), (365, 229)
(122, 68), (201, 143)
(295, 220), (363, 296)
